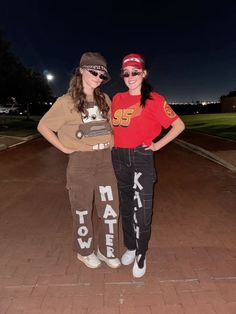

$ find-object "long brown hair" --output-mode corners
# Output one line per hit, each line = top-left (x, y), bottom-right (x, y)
(67, 69), (109, 119)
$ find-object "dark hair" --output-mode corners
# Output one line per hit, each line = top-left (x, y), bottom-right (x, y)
(140, 56), (153, 107)
(140, 78), (153, 108)
(67, 69), (109, 119)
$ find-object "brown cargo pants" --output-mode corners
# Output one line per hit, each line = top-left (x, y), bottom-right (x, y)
(66, 148), (120, 258)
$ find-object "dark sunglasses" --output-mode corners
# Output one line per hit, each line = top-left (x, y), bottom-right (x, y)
(87, 69), (108, 81)
(121, 71), (142, 78)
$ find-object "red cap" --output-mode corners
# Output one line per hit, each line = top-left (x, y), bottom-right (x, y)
(122, 53), (144, 69)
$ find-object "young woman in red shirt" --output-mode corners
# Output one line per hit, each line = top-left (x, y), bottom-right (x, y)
(111, 53), (185, 278)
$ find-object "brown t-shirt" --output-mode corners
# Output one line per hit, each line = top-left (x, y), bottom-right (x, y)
(39, 93), (114, 151)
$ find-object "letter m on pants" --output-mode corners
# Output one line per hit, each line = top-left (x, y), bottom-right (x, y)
(99, 186), (113, 201)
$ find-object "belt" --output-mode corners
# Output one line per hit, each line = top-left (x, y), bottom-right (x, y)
(92, 142), (109, 150)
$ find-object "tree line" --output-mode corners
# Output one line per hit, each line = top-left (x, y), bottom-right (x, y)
(1, 31), (235, 116)
(0, 31), (52, 108)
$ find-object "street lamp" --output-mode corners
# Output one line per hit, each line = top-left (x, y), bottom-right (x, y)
(46, 73), (54, 81)
(43, 70), (54, 82)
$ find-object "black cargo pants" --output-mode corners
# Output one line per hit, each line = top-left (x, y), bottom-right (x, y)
(112, 146), (156, 267)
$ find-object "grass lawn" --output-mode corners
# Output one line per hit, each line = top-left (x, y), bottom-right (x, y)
(180, 113), (236, 140)
(0, 115), (40, 137)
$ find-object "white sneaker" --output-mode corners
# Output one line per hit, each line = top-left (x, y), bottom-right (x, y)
(77, 252), (102, 269)
(132, 256), (146, 278)
(97, 249), (121, 269)
(121, 249), (136, 265)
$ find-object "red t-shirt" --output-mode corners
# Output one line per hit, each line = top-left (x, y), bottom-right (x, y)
(111, 91), (179, 148)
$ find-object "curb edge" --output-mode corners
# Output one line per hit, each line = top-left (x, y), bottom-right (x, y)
(174, 138), (236, 172)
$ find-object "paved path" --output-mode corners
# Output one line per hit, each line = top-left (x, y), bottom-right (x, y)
(0, 138), (236, 313)
(177, 132), (236, 170)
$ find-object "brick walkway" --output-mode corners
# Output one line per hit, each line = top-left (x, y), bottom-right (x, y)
(0, 138), (236, 313)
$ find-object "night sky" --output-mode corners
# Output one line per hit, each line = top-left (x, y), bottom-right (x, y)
(1, 0), (236, 102)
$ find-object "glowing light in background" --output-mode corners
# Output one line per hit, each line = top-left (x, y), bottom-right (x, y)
(43, 70), (54, 81)
(46, 73), (54, 81)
